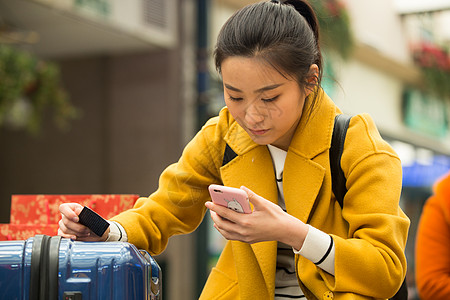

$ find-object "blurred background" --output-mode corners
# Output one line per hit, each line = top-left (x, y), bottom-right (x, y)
(1, 0), (450, 299)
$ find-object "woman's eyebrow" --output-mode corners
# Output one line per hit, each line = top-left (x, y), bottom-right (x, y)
(224, 83), (283, 93)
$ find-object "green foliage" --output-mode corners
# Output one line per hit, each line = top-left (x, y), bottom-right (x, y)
(0, 44), (79, 135)
(412, 42), (450, 99)
(310, 0), (354, 59)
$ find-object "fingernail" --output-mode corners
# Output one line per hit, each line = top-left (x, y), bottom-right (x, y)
(205, 202), (212, 209)
(73, 217), (79, 222)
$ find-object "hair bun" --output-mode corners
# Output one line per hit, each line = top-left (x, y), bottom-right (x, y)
(282, 0), (320, 45)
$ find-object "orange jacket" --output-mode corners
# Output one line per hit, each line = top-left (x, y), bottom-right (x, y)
(416, 171), (450, 299)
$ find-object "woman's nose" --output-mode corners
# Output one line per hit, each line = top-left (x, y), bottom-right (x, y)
(244, 102), (265, 126)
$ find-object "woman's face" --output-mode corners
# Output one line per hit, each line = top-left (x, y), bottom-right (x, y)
(221, 56), (313, 151)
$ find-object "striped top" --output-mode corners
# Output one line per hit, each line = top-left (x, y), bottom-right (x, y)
(267, 145), (335, 300)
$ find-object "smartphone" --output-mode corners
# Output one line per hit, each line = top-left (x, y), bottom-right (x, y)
(208, 184), (252, 214)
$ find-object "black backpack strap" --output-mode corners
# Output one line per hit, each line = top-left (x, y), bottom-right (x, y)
(330, 115), (408, 300)
(390, 279), (408, 300)
(330, 114), (352, 208)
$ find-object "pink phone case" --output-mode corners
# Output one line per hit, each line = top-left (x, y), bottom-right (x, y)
(208, 184), (252, 214)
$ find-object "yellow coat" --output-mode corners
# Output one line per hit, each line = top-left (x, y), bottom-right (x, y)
(111, 91), (410, 299)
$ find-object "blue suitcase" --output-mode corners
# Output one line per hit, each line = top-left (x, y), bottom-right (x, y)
(0, 234), (162, 300)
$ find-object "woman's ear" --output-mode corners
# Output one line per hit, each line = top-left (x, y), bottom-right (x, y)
(307, 64), (319, 85)
(305, 64), (319, 96)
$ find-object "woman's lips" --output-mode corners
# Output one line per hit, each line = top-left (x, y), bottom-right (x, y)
(249, 128), (269, 136)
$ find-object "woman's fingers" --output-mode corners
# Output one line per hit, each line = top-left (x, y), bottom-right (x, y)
(209, 209), (241, 240)
(206, 201), (242, 224)
(59, 203), (84, 222)
(58, 203), (109, 242)
(207, 202), (255, 241)
(59, 215), (90, 236)
(57, 228), (77, 240)
(206, 187), (291, 244)
(240, 186), (266, 210)
(58, 203), (92, 240)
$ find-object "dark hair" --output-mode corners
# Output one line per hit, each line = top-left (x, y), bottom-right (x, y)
(214, 0), (323, 113)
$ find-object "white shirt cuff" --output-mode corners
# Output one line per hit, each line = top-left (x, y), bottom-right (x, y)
(105, 221), (128, 242)
(293, 224), (335, 275)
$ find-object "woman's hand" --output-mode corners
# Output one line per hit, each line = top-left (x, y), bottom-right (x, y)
(205, 186), (308, 249)
(58, 203), (109, 241)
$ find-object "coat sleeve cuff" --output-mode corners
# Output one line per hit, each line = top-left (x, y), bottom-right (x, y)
(105, 221), (128, 242)
(293, 224), (335, 275)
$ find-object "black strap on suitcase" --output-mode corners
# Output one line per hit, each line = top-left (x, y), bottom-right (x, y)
(30, 235), (62, 300)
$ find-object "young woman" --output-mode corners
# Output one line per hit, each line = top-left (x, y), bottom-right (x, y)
(58, 0), (410, 299)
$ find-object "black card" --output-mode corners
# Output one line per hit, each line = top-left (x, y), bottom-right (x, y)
(78, 206), (110, 237)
